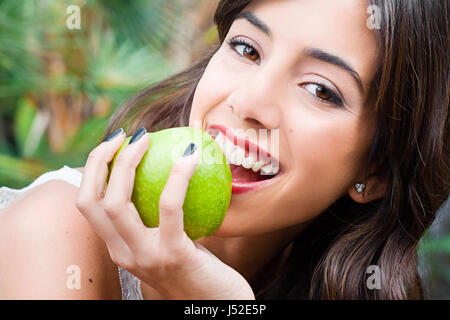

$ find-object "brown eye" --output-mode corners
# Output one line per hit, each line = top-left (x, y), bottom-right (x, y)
(234, 43), (259, 62)
(228, 38), (261, 63)
(315, 86), (332, 100)
(302, 83), (344, 107)
(241, 46), (259, 61)
(304, 83), (333, 101)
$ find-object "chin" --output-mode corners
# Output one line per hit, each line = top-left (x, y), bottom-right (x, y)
(206, 217), (248, 238)
(208, 217), (266, 238)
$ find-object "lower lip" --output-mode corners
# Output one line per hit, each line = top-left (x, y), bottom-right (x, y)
(231, 170), (284, 194)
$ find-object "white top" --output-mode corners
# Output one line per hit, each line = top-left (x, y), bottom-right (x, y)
(0, 166), (143, 300)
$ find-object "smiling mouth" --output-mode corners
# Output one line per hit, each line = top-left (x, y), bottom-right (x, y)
(206, 124), (283, 194)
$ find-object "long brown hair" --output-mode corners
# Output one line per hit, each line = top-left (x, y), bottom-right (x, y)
(102, 0), (449, 299)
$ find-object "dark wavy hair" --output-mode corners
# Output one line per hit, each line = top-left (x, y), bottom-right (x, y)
(102, 0), (449, 299)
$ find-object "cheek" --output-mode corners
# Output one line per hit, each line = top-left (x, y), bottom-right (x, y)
(288, 110), (374, 199)
(261, 114), (375, 230)
(190, 50), (235, 122)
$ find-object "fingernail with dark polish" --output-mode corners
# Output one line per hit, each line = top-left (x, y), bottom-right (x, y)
(183, 143), (197, 157)
(105, 128), (124, 142)
(129, 127), (147, 144)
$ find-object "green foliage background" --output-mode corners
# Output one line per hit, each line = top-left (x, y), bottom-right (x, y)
(0, 0), (209, 188)
(0, 0), (448, 299)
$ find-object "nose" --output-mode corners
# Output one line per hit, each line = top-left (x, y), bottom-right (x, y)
(227, 66), (282, 130)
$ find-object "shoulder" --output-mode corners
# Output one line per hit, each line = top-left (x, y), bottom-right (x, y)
(2, 179), (86, 233)
(0, 179), (122, 299)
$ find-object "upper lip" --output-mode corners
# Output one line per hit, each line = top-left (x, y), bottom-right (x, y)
(206, 123), (280, 168)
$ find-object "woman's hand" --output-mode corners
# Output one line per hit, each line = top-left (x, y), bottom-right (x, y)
(75, 128), (255, 300)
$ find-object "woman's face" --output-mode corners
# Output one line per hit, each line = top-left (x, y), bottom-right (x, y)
(189, 0), (379, 236)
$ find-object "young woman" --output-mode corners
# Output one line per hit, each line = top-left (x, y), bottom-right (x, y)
(0, 0), (448, 299)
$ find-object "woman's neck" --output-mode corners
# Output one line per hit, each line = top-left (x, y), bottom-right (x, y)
(196, 223), (307, 284)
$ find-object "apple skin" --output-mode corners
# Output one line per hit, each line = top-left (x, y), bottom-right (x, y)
(108, 127), (232, 240)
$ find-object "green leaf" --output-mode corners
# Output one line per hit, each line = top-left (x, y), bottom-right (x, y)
(14, 98), (36, 157)
(418, 234), (450, 254)
(13, 98), (49, 158)
(0, 154), (51, 188)
(59, 116), (109, 167)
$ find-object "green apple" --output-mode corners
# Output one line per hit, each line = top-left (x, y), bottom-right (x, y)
(108, 126), (232, 240)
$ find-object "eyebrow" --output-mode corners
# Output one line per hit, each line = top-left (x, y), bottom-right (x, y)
(234, 11), (364, 94)
(235, 11), (272, 38)
(303, 48), (364, 93)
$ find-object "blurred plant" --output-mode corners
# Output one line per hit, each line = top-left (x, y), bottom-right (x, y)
(0, 0), (217, 188)
(418, 203), (450, 299)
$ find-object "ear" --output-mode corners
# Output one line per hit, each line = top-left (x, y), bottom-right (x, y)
(348, 170), (388, 204)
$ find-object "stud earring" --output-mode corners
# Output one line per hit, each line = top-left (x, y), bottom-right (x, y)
(355, 183), (366, 193)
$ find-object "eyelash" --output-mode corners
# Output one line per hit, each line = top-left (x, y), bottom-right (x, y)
(227, 37), (261, 63)
(226, 37), (344, 108)
(301, 82), (344, 107)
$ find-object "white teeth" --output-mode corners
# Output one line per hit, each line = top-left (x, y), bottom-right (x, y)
(260, 163), (273, 176)
(229, 149), (238, 165)
(242, 156), (255, 169)
(214, 132), (231, 162)
(230, 148), (245, 166)
(271, 164), (279, 175)
(260, 162), (279, 175)
(212, 129), (279, 175)
(224, 140), (235, 157)
(215, 132), (235, 157)
(214, 131), (225, 146)
(251, 160), (265, 172)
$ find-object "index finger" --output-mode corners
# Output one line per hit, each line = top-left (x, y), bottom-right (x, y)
(159, 143), (199, 247)
(76, 128), (129, 244)
(78, 128), (126, 203)
(102, 129), (151, 248)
